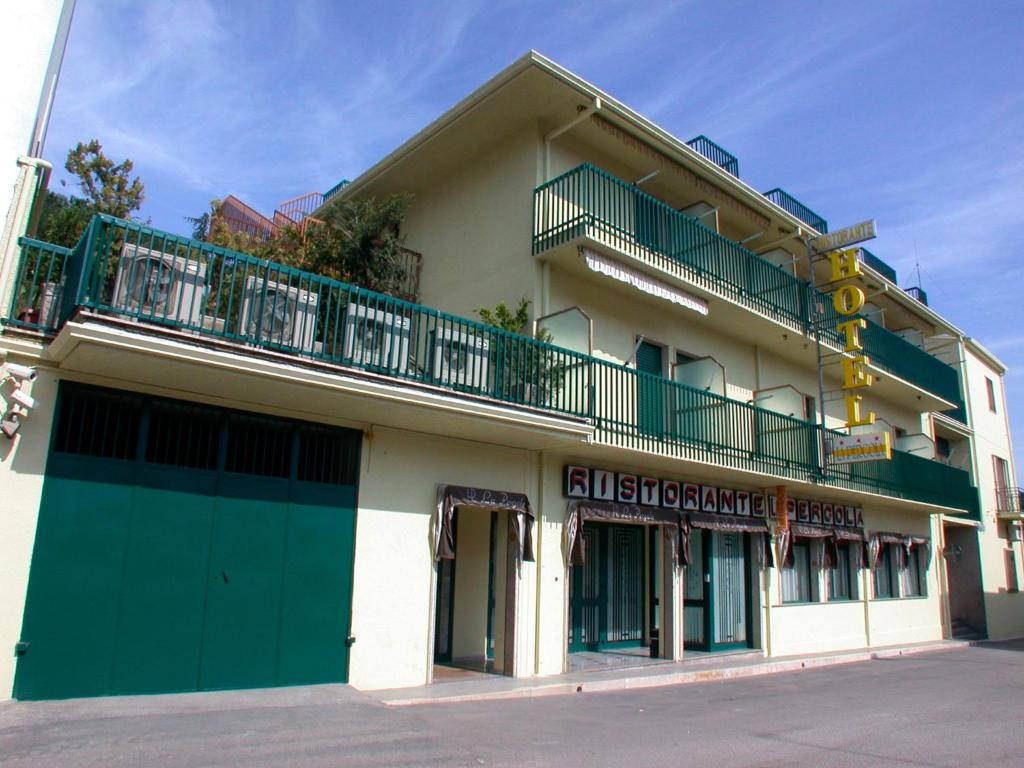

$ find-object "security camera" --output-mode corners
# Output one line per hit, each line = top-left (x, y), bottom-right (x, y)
(10, 388), (35, 410)
(3, 362), (36, 383)
(1, 411), (20, 439)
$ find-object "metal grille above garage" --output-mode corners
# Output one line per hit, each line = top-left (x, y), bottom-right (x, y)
(14, 383), (361, 700)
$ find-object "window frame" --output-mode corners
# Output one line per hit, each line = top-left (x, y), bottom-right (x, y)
(873, 543), (899, 599)
(986, 377), (997, 413)
(828, 542), (859, 601)
(901, 546), (927, 598)
(781, 540), (817, 604)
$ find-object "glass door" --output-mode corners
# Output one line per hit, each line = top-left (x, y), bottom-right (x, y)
(711, 531), (748, 650)
(569, 524), (645, 652)
(683, 529), (707, 649)
(684, 530), (751, 652)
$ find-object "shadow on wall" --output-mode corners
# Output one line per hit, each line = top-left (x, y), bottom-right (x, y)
(982, 590), (1024, 643)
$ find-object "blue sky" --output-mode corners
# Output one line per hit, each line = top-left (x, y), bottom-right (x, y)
(43, 0), (1024, 471)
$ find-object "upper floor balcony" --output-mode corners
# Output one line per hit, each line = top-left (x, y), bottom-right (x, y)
(685, 136), (739, 177)
(762, 188), (828, 233)
(3, 215), (978, 517)
(995, 486), (1024, 517)
(857, 248), (898, 284)
(532, 163), (964, 414)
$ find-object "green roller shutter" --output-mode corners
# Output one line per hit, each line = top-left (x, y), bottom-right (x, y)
(636, 341), (664, 437)
(14, 384), (360, 700)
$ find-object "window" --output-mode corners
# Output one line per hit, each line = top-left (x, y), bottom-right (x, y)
(803, 395), (817, 422)
(829, 543), (858, 601)
(1006, 550), (1019, 594)
(782, 541), (816, 603)
(935, 436), (951, 462)
(986, 377), (997, 412)
(901, 547), (927, 597)
(994, 456), (1012, 511)
(873, 544), (899, 599)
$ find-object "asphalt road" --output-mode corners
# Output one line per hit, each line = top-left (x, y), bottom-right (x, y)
(2, 641), (1023, 768)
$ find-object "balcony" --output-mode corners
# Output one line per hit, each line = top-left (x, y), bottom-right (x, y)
(685, 135), (739, 177)
(857, 248), (898, 284)
(996, 487), (1024, 516)
(904, 286), (928, 306)
(4, 215), (980, 516)
(534, 163), (809, 330)
(533, 164), (962, 409)
(762, 188), (828, 233)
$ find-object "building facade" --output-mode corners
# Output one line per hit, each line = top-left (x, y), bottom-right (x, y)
(0, 52), (1020, 700)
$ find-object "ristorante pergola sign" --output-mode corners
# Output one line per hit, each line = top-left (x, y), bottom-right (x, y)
(563, 466), (864, 528)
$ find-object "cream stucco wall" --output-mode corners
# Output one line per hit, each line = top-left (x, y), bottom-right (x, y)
(0, 366), (57, 697)
(0, 1), (62, 200)
(962, 345), (1024, 639)
(401, 126), (541, 324)
(347, 426), (537, 690)
(766, 508), (942, 656)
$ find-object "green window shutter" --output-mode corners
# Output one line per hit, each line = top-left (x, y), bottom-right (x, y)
(636, 341), (663, 376)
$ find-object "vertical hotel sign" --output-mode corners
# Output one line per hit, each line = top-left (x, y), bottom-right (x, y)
(811, 221), (892, 465)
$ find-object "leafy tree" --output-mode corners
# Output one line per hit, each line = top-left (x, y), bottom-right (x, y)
(477, 297), (554, 343)
(297, 193), (413, 292)
(477, 297), (531, 333)
(189, 193), (415, 297)
(35, 190), (93, 248)
(35, 140), (146, 248)
(476, 297), (563, 404)
(64, 139), (144, 218)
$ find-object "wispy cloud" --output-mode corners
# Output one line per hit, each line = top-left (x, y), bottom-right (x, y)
(43, 0), (1024, 465)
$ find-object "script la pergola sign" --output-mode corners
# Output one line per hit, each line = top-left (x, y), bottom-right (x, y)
(812, 219), (892, 465)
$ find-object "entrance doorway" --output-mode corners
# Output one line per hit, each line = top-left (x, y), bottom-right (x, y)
(434, 509), (510, 675)
(943, 523), (988, 639)
(684, 530), (752, 652)
(567, 522), (656, 656)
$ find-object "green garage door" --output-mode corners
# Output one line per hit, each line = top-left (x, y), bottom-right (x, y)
(14, 383), (360, 700)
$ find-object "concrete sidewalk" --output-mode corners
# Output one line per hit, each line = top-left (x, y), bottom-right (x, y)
(369, 639), (971, 706)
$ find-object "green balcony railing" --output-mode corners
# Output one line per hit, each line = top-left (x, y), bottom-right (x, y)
(857, 248), (897, 284)
(685, 135), (739, 177)
(6, 216), (596, 418)
(762, 188), (828, 233)
(824, 428), (980, 518)
(533, 164), (963, 409)
(533, 163), (809, 331)
(4, 214), (979, 515)
(860, 318), (962, 406)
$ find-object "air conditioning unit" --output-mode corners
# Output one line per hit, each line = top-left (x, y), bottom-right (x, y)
(430, 327), (491, 390)
(240, 275), (318, 352)
(112, 244), (204, 325)
(342, 301), (410, 372)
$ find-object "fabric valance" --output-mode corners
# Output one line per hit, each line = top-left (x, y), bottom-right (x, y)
(776, 523), (868, 570)
(867, 532), (931, 571)
(435, 485), (535, 562)
(682, 512), (772, 568)
(565, 500), (682, 566)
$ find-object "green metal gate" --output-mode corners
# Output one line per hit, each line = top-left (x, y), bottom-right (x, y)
(683, 530), (752, 652)
(14, 383), (360, 700)
(568, 523), (644, 652)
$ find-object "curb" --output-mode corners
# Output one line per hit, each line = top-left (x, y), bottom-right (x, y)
(380, 641), (968, 706)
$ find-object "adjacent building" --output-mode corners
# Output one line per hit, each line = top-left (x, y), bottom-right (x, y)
(0, 51), (1019, 700)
